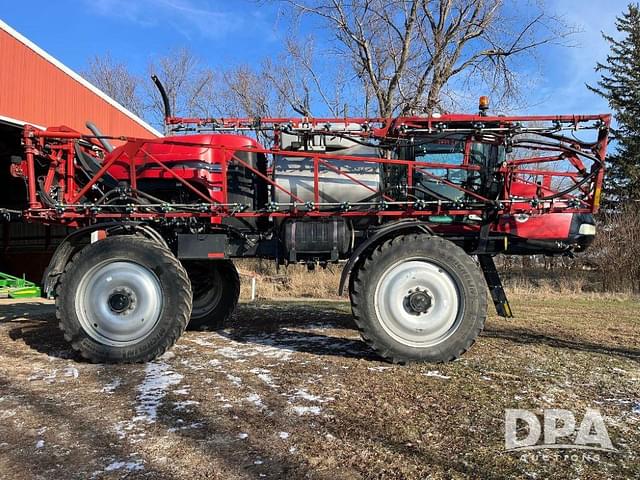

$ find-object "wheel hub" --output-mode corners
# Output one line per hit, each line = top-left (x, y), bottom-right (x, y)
(406, 289), (432, 314)
(108, 287), (136, 314)
(189, 265), (223, 319)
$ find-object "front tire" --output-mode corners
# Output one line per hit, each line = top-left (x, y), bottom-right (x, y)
(350, 234), (487, 363)
(56, 236), (192, 363)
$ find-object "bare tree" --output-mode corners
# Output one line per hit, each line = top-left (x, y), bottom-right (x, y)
(83, 54), (145, 117)
(263, 37), (352, 116)
(216, 39), (350, 120)
(145, 47), (219, 127)
(84, 48), (225, 129)
(219, 65), (287, 118)
(277, 0), (577, 116)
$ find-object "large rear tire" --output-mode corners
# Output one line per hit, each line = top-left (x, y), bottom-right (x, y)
(183, 260), (240, 330)
(350, 234), (487, 363)
(56, 236), (192, 363)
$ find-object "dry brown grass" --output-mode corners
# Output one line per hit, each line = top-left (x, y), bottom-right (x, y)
(235, 258), (637, 301)
(589, 206), (640, 292)
(1, 296), (639, 479)
(236, 259), (341, 300)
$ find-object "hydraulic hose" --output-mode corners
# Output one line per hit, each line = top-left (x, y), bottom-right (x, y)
(85, 121), (114, 153)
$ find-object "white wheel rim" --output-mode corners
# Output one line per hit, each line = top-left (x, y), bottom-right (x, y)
(374, 259), (461, 347)
(75, 260), (163, 346)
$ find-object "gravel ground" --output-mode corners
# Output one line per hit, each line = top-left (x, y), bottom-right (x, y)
(0, 296), (639, 479)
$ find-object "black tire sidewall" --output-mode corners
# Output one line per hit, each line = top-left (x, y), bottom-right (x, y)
(185, 260), (240, 330)
(57, 236), (191, 362)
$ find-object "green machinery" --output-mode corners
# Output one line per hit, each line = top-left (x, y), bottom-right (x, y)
(0, 272), (41, 299)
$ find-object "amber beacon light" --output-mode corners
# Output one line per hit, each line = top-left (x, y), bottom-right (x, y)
(478, 96), (489, 115)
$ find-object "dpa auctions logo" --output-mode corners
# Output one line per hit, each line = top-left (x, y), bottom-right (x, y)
(505, 409), (616, 453)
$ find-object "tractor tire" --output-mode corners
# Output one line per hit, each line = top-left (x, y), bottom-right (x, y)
(56, 236), (192, 363)
(350, 234), (487, 363)
(183, 260), (240, 330)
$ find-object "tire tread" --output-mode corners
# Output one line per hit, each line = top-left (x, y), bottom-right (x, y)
(56, 236), (192, 363)
(350, 234), (487, 363)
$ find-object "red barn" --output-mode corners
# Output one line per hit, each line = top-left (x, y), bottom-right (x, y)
(0, 19), (160, 138)
(0, 19), (161, 281)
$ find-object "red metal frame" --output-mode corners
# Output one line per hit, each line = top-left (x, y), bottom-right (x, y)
(16, 113), (611, 229)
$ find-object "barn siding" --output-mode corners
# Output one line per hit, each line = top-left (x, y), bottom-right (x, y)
(0, 26), (159, 138)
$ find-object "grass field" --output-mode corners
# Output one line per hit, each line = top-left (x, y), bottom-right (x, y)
(0, 295), (639, 479)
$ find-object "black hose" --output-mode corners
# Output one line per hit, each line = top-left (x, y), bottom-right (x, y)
(37, 177), (56, 207)
(152, 75), (172, 120)
(85, 121), (114, 153)
(512, 138), (603, 166)
(538, 170), (598, 201)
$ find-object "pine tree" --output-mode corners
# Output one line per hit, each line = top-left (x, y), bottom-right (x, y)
(588, 3), (640, 204)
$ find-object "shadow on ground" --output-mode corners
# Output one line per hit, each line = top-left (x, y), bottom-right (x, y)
(483, 325), (640, 361)
(0, 301), (55, 322)
(4, 299), (639, 363)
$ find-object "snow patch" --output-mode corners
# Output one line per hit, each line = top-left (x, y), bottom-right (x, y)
(292, 389), (333, 403)
(246, 393), (264, 408)
(168, 422), (204, 432)
(63, 366), (79, 379)
(133, 362), (183, 423)
(424, 370), (451, 380)
(291, 405), (321, 415)
(101, 378), (121, 394)
(226, 374), (242, 386)
(104, 460), (145, 472)
(368, 366), (392, 372)
(179, 358), (211, 371)
(27, 369), (57, 383)
(190, 329), (366, 362)
(189, 337), (218, 348)
(278, 431), (290, 439)
(173, 400), (200, 412)
(251, 368), (277, 387)
(159, 351), (175, 360)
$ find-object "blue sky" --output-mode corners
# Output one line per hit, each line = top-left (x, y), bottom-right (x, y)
(0, 0), (633, 116)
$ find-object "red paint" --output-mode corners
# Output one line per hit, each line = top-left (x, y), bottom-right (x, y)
(15, 112), (611, 248)
(0, 26), (157, 139)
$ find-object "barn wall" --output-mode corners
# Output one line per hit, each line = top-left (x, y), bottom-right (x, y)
(0, 26), (159, 138)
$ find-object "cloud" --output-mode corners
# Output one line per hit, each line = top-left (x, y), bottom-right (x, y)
(83, 0), (247, 39)
(527, 0), (629, 115)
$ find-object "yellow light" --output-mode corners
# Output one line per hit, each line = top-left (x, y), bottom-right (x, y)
(479, 96), (490, 110)
(593, 187), (602, 209)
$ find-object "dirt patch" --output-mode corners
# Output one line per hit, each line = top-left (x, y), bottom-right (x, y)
(0, 297), (639, 479)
